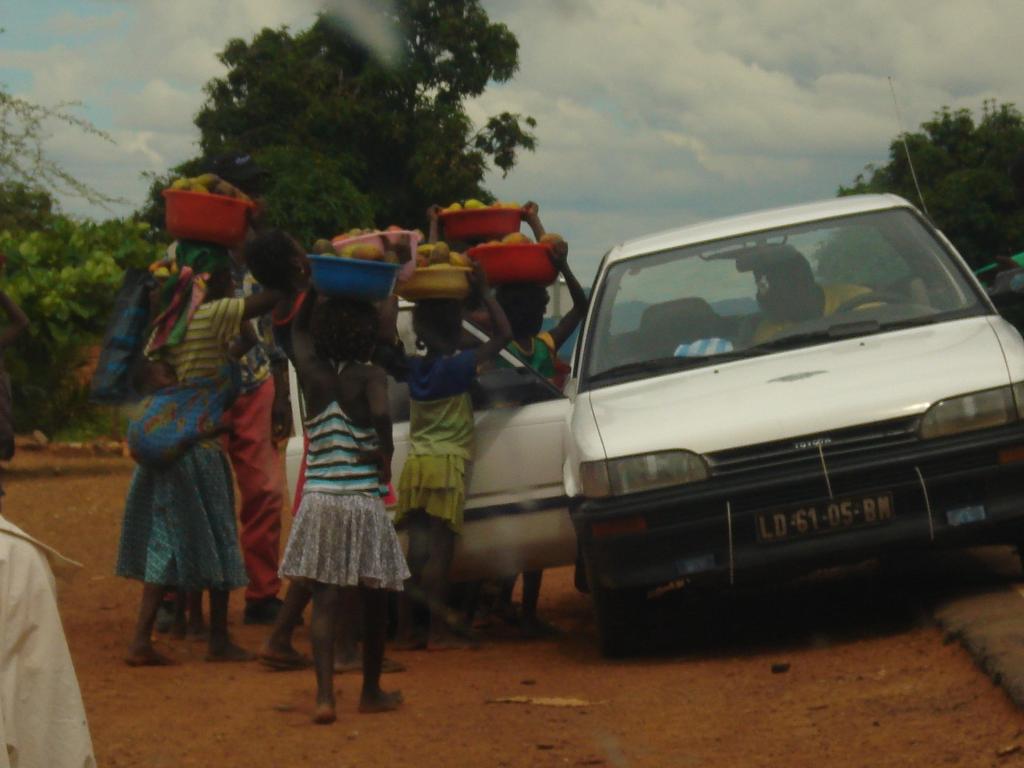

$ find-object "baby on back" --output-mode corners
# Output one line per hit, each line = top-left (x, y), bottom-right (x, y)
(126, 358), (236, 467)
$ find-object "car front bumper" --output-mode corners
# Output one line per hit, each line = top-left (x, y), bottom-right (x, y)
(572, 424), (1024, 591)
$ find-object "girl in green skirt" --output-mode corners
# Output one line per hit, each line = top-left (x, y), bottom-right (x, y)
(393, 264), (511, 648)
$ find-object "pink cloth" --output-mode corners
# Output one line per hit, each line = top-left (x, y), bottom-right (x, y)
(223, 378), (284, 602)
(146, 265), (208, 355)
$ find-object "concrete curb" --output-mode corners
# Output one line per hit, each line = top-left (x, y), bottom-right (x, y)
(934, 587), (1024, 709)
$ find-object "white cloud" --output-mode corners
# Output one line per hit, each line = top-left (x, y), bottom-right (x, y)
(4, 0), (1024, 282)
(44, 9), (128, 36)
(118, 79), (198, 135)
(3, 1), (324, 218)
(471, 0), (1024, 277)
(0, 46), (94, 105)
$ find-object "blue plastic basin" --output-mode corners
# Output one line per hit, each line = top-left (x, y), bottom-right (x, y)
(308, 254), (399, 300)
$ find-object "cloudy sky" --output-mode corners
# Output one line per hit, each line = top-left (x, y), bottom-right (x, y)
(2, 0), (1023, 281)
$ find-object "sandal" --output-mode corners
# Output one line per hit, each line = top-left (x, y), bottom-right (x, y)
(259, 650), (313, 671)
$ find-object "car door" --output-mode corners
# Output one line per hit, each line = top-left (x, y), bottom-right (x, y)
(389, 316), (575, 581)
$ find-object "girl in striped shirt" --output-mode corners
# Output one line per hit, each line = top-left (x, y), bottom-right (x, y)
(278, 288), (408, 724)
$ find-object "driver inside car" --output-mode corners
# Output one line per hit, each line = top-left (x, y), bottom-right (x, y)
(742, 245), (871, 344)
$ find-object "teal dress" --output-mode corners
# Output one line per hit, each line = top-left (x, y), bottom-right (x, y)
(116, 440), (248, 590)
(116, 295), (248, 591)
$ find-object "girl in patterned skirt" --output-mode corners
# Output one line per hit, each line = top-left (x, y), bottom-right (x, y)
(279, 288), (408, 724)
(116, 241), (279, 665)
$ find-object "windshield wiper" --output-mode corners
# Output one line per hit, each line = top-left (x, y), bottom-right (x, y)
(878, 315), (940, 331)
(588, 350), (764, 384)
(750, 315), (949, 353)
(748, 320), (884, 352)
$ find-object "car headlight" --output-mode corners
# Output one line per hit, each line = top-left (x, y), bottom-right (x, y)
(919, 386), (1017, 439)
(1014, 382), (1024, 419)
(580, 450), (709, 498)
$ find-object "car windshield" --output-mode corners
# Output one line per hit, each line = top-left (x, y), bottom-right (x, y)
(582, 208), (986, 387)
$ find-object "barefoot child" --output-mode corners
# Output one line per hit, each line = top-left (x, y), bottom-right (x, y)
(492, 201), (588, 636)
(393, 264), (512, 649)
(245, 231), (405, 675)
(116, 241), (278, 665)
(280, 288), (408, 723)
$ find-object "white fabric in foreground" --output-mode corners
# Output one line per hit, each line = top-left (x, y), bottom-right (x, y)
(0, 515), (95, 768)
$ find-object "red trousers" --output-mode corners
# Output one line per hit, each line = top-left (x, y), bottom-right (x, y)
(224, 378), (284, 602)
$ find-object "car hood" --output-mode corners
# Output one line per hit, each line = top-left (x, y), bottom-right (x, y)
(585, 316), (1012, 458)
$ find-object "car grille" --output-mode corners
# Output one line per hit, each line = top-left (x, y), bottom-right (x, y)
(706, 416), (921, 480)
(642, 443), (999, 536)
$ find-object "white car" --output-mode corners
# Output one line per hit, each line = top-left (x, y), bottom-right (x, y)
(566, 194), (1024, 655)
(285, 308), (577, 582)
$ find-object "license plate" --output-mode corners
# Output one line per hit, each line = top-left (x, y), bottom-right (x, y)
(756, 492), (894, 543)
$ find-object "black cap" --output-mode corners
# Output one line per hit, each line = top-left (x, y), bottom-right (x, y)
(203, 152), (268, 192)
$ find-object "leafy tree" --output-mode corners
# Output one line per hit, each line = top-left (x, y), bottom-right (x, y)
(139, 2), (536, 244)
(250, 146), (375, 239)
(0, 32), (158, 433)
(840, 101), (1024, 269)
(0, 182), (54, 231)
(0, 217), (163, 432)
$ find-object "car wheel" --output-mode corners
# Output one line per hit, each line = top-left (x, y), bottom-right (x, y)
(585, 560), (646, 658)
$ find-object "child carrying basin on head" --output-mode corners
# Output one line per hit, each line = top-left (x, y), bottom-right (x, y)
(490, 201), (589, 636)
(279, 287), (408, 723)
(391, 263), (512, 649)
(116, 240), (279, 666)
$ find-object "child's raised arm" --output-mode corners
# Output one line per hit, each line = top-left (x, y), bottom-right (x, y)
(289, 285), (323, 397)
(469, 263), (512, 367)
(365, 365), (394, 484)
(242, 289), (281, 321)
(377, 295), (399, 345)
(371, 295), (410, 381)
(523, 201), (546, 241)
(545, 239), (589, 350)
(426, 204), (442, 244)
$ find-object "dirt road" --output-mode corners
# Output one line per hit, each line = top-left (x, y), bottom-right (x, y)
(6, 450), (1024, 767)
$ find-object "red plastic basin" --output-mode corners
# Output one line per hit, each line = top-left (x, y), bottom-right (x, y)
(467, 242), (557, 285)
(163, 189), (255, 248)
(440, 207), (523, 241)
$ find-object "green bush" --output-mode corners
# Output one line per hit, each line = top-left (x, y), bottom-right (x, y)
(0, 217), (165, 434)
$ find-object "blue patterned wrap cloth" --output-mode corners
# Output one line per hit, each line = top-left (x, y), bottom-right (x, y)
(127, 363), (240, 467)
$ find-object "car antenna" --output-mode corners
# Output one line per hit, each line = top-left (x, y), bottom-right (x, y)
(887, 76), (931, 220)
